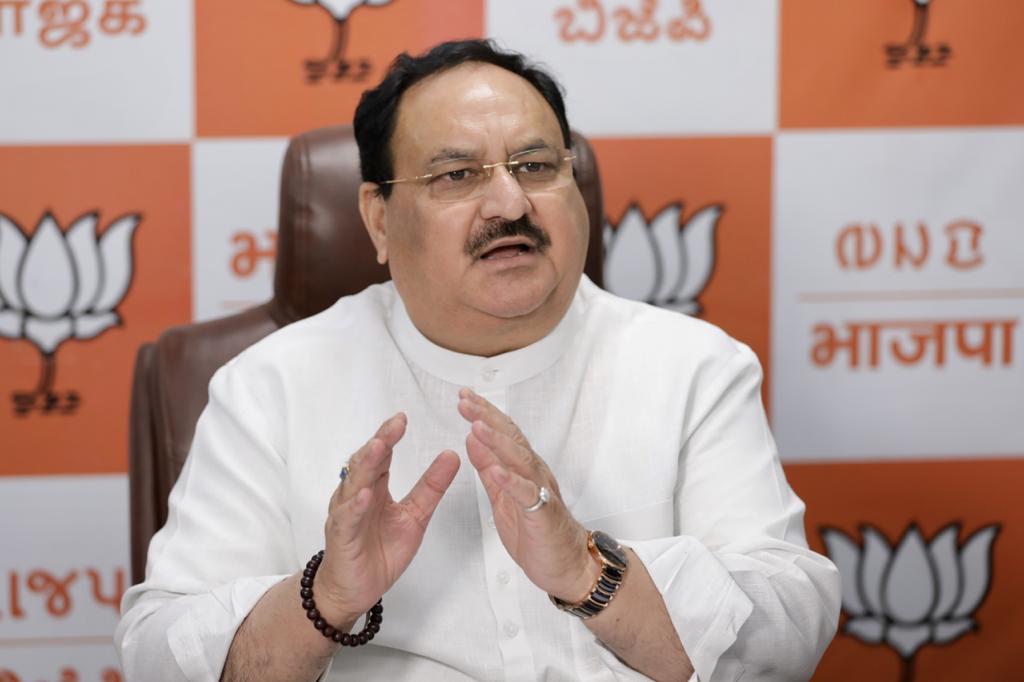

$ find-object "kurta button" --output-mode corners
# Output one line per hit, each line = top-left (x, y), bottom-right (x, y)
(497, 570), (510, 585)
(487, 516), (496, 529)
(503, 621), (519, 638)
(482, 368), (498, 381)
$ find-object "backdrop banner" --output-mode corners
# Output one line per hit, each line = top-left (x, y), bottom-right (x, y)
(1, 1), (1021, 680)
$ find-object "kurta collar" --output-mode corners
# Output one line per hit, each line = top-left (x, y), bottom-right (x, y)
(387, 286), (583, 389)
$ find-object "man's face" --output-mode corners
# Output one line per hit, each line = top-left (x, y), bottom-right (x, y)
(363, 62), (589, 346)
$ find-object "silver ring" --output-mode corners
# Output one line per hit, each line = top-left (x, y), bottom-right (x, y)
(524, 486), (550, 513)
(339, 462), (351, 482)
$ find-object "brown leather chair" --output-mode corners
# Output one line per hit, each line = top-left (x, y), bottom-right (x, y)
(128, 125), (606, 584)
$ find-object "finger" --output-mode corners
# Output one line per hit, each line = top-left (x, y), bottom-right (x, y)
(467, 432), (518, 508)
(370, 468), (394, 509)
(401, 450), (461, 527)
(376, 412), (408, 450)
(326, 486), (376, 546)
(466, 428), (499, 469)
(342, 468), (397, 544)
(334, 437), (386, 506)
(467, 438), (504, 504)
(336, 413), (406, 503)
(457, 389), (521, 441)
(459, 394), (538, 473)
(484, 464), (545, 513)
(471, 419), (534, 475)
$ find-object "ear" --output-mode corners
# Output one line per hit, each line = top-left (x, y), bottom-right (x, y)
(358, 182), (388, 265)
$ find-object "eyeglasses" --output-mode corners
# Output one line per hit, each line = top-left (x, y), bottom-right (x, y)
(381, 148), (577, 203)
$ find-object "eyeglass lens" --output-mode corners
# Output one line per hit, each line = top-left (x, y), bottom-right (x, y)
(426, 149), (573, 202)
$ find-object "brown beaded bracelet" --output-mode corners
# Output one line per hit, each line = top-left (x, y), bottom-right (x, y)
(300, 550), (383, 646)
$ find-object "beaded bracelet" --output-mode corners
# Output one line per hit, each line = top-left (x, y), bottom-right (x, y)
(300, 550), (383, 646)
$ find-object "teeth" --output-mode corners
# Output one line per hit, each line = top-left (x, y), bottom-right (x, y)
(477, 236), (540, 260)
(480, 243), (533, 260)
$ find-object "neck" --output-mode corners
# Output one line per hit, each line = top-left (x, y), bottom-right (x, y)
(413, 308), (564, 358)
(400, 293), (575, 358)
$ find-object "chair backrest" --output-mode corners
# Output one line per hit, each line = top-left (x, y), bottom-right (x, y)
(128, 125), (606, 584)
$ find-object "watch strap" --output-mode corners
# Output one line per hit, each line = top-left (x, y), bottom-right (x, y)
(549, 531), (628, 619)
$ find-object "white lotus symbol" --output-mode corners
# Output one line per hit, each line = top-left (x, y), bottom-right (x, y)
(290, 0), (390, 20)
(822, 523), (999, 681)
(603, 203), (721, 314)
(289, 0), (392, 82)
(0, 212), (139, 413)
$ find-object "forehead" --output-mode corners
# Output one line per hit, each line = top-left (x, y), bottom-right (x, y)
(391, 62), (565, 166)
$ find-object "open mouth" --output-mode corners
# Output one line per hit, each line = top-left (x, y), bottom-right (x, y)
(478, 240), (537, 261)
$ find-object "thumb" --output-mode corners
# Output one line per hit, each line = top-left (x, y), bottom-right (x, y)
(400, 450), (461, 527)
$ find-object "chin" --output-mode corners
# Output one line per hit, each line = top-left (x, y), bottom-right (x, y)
(479, 295), (547, 320)
(473, 279), (558, 321)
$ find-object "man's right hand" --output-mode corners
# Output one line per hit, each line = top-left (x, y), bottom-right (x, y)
(313, 413), (461, 628)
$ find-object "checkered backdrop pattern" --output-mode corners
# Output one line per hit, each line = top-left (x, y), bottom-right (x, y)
(1, 1), (1022, 679)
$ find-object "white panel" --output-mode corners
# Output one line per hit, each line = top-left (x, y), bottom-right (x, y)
(0, 475), (127, 674)
(0, 0), (193, 142)
(2, 644), (121, 680)
(485, 0), (777, 135)
(192, 138), (290, 323)
(772, 129), (1024, 461)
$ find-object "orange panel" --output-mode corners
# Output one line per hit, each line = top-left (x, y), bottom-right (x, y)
(0, 146), (191, 475)
(196, 0), (485, 137)
(786, 458), (1024, 681)
(591, 136), (772, 403)
(781, 0), (1024, 128)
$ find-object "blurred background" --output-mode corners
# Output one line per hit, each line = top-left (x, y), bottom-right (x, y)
(1, 1), (1022, 679)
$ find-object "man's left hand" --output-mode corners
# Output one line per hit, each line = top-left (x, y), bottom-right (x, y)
(457, 388), (598, 603)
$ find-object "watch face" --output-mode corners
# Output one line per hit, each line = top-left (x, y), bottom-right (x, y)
(592, 531), (628, 569)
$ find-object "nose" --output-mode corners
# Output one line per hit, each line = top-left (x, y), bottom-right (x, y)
(477, 166), (532, 222)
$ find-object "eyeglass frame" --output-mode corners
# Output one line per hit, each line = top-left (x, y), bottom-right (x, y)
(378, 148), (578, 198)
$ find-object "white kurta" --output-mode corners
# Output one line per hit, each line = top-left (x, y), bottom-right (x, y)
(116, 277), (840, 681)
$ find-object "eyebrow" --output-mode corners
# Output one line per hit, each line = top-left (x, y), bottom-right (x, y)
(427, 148), (478, 166)
(510, 139), (555, 156)
(425, 139), (558, 167)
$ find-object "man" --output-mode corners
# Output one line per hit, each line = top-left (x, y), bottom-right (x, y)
(117, 40), (839, 681)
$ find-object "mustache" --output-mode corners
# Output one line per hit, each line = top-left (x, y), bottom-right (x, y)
(464, 217), (552, 259)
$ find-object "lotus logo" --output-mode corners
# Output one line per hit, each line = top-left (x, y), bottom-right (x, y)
(885, 0), (951, 68)
(603, 203), (721, 315)
(822, 523), (999, 681)
(289, 0), (392, 83)
(0, 212), (140, 416)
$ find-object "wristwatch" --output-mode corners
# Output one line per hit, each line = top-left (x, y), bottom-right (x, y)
(549, 530), (629, 619)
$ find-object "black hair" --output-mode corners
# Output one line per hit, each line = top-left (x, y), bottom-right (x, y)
(353, 39), (571, 198)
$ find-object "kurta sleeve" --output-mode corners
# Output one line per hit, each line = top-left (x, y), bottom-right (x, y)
(595, 344), (840, 681)
(115, 359), (296, 681)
